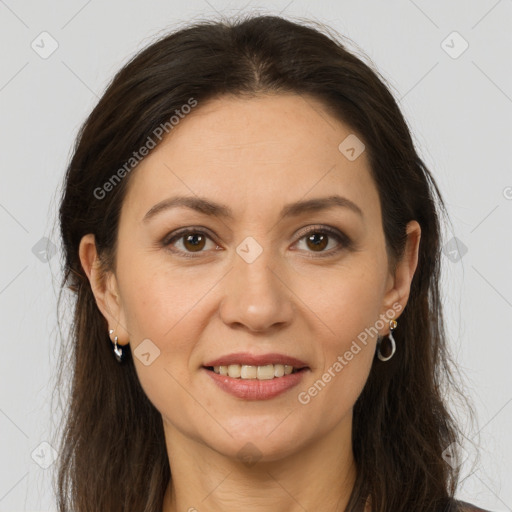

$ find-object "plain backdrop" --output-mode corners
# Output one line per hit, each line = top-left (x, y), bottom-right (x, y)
(0, 1), (511, 511)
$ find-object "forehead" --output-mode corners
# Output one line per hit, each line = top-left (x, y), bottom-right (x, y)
(121, 93), (380, 224)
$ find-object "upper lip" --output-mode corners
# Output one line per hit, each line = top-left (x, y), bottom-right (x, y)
(203, 352), (309, 368)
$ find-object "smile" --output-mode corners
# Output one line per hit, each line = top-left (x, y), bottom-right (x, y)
(207, 363), (303, 380)
(203, 366), (309, 400)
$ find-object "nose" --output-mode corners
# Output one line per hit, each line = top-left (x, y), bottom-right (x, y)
(219, 248), (294, 333)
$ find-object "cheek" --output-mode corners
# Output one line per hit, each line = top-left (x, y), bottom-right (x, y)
(116, 256), (221, 404)
(117, 263), (209, 421)
(117, 251), (216, 340)
(294, 260), (384, 403)
(296, 257), (386, 343)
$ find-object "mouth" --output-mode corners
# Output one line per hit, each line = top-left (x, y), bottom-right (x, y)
(202, 352), (310, 399)
(202, 352), (310, 381)
(202, 364), (309, 400)
(203, 364), (308, 380)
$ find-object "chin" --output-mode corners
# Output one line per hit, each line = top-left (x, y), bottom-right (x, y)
(199, 417), (309, 463)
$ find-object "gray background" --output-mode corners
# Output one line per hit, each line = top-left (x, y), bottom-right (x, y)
(0, 0), (511, 510)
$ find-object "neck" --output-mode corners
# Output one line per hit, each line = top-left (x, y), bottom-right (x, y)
(161, 415), (359, 512)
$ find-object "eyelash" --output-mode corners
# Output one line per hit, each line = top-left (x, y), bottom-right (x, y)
(162, 225), (352, 259)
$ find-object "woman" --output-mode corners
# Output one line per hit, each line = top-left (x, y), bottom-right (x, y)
(54, 13), (491, 512)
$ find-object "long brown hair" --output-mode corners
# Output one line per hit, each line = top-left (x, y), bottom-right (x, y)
(52, 13), (478, 511)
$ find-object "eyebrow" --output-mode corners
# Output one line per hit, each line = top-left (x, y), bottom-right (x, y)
(142, 194), (364, 223)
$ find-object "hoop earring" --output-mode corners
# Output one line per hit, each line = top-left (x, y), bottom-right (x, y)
(376, 319), (397, 362)
(109, 328), (124, 363)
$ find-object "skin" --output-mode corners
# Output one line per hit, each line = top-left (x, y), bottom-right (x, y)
(79, 93), (421, 512)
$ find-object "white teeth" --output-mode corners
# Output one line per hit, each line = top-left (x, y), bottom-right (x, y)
(257, 364), (274, 380)
(227, 364), (241, 378)
(211, 363), (301, 380)
(240, 365), (257, 379)
(274, 364), (285, 377)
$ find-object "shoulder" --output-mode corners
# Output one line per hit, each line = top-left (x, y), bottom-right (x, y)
(453, 499), (493, 512)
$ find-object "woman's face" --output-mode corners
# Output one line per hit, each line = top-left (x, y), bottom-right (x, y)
(83, 93), (419, 463)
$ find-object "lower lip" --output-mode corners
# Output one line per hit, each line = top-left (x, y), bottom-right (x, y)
(203, 367), (308, 400)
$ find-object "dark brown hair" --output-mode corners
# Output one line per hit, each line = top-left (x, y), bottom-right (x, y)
(53, 13), (478, 512)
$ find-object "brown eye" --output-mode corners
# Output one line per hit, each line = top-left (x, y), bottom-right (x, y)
(164, 229), (219, 257)
(294, 226), (349, 256)
(164, 225), (351, 259)
(182, 233), (206, 252)
(304, 232), (329, 252)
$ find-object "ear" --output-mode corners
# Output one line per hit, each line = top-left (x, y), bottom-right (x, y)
(381, 220), (421, 329)
(78, 233), (130, 345)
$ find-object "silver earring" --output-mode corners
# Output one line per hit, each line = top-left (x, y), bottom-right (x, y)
(376, 319), (397, 362)
(109, 329), (124, 363)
